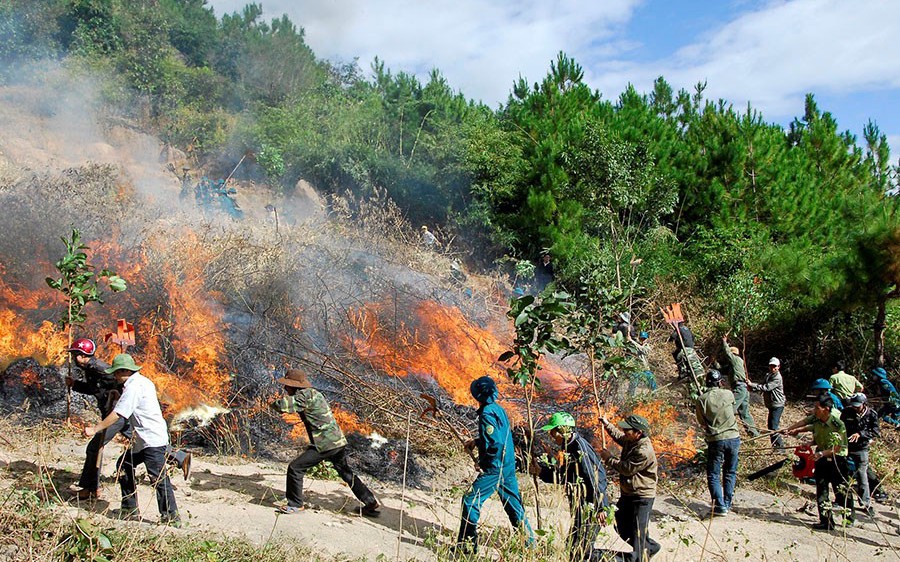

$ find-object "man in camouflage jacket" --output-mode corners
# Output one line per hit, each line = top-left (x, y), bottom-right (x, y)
(272, 369), (379, 516)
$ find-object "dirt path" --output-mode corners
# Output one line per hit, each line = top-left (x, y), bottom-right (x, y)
(2, 430), (899, 561)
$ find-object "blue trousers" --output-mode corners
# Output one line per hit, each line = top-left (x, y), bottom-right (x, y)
(457, 469), (534, 551)
(707, 437), (740, 512)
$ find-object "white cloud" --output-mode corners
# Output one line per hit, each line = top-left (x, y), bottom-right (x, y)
(209, 0), (643, 105)
(589, 0), (900, 118)
(208, 0), (900, 153)
(888, 135), (900, 165)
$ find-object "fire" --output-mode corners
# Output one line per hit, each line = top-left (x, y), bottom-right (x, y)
(0, 230), (230, 417)
(333, 405), (373, 435)
(281, 406), (374, 443)
(612, 399), (697, 465)
(0, 311), (68, 370)
(349, 299), (567, 405)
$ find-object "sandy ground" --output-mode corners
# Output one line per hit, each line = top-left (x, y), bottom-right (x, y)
(1, 427), (899, 562)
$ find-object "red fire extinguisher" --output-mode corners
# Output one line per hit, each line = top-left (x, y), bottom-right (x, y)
(792, 445), (816, 479)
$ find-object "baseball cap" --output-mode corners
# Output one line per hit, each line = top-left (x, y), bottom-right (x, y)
(768, 357), (780, 367)
(617, 414), (650, 435)
(539, 412), (576, 432)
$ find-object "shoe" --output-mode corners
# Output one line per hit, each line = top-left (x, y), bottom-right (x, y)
(276, 505), (305, 514)
(811, 521), (834, 531)
(865, 505), (876, 516)
(361, 501), (381, 517)
(181, 452), (192, 481)
(159, 513), (182, 528)
(113, 508), (140, 521)
(706, 509), (728, 518)
(74, 489), (100, 500)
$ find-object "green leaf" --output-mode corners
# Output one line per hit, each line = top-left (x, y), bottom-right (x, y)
(514, 310), (530, 327)
(97, 533), (112, 549)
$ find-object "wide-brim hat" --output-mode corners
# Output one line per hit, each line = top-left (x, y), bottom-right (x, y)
(277, 368), (312, 388)
(617, 414), (650, 435)
(104, 353), (142, 374)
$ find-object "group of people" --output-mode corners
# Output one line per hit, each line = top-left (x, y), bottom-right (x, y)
(67, 324), (898, 558)
(69, 339), (380, 526)
(454, 374), (660, 562)
(686, 332), (896, 532)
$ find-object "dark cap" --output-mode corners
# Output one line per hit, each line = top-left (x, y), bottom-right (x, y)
(846, 393), (867, 407)
(617, 414), (650, 435)
(277, 369), (312, 388)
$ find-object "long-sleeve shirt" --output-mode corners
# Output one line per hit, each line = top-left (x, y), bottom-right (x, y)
(603, 424), (658, 498)
(829, 371), (863, 400)
(669, 323), (695, 351)
(537, 432), (609, 511)
(273, 388), (347, 453)
(841, 406), (880, 452)
(722, 342), (747, 386)
(71, 358), (120, 417)
(802, 413), (848, 457)
(696, 388), (740, 442)
(473, 401), (515, 474)
(753, 370), (785, 408)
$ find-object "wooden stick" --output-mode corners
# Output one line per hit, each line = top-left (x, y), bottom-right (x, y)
(396, 411), (411, 561)
(744, 429), (785, 443)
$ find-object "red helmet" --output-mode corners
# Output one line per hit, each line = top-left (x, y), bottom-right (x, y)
(67, 338), (96, 356)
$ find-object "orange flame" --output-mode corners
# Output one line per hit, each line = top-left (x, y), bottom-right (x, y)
(333, 405), (373, 435)
(281, 406), (374, 443)
(349, 300), (568, 405)
(603, 400), (697, 466)
(0, 232), (230, 416)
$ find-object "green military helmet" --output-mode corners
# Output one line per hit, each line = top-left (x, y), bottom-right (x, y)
(540, 411), (576, 432)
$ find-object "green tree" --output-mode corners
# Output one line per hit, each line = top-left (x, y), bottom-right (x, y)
(45, 229), (126, 419)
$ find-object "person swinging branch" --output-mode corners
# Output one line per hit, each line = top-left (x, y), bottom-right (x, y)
(532, 411), (610, 562)
(271, 369), (380, 516)
(83, 354), (180, 525)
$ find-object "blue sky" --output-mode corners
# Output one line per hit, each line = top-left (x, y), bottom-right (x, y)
(207, 0), (900, 159)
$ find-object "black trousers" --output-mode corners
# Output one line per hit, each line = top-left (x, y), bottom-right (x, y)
(286, 446), (375, 508)
(79, 419), (186, 491)
(615, 496), (660, 562)
(117, 445), (178, 517)
(815, 456), (854, 524)
(79, 416), (130, 491)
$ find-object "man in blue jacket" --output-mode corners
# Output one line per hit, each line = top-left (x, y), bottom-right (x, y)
(871, 367), (900, 427)
(455, 375), (534, 555)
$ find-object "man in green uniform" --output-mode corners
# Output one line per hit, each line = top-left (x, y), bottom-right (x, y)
(785, 396), (854, 530)
(271, 369), (379, 516)
(695, 369), (741, 517)
(721, 336), (759, 436)
(829, 361), (863, 400)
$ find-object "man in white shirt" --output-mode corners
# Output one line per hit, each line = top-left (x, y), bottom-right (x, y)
(84, 354), (180, 525)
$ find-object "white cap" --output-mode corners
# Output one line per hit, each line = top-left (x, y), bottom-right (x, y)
(768, 357), (780, 367)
